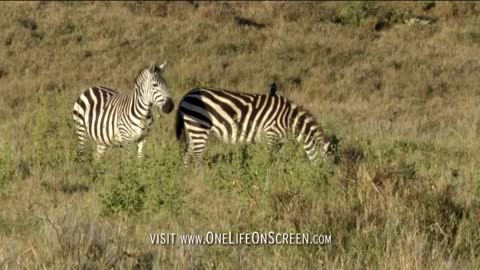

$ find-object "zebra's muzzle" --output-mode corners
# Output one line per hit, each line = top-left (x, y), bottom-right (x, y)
(162, 98), (174, 114)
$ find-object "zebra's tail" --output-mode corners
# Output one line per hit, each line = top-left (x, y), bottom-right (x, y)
(175, 109), (185, 142)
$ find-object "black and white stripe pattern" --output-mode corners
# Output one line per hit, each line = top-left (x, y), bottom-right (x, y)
(72, 62), (174, 159)
(176, 87), (337, 166)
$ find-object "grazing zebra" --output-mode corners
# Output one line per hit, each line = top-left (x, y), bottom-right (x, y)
(72, 62), (174, 159)
(176, 87), (338, 167)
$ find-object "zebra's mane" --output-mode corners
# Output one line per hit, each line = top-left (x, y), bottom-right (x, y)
(295, 104), (318, 123)
(131, 66), (162, 93)
(133, 67), (151, 85)
(291, 102), (328, 139)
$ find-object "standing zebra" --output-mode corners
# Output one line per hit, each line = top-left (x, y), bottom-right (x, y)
(176, 87), (338, 167)
(72, 62), (174, 159)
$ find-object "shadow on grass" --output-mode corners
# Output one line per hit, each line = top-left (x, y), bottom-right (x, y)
(40, 181), (90, 194)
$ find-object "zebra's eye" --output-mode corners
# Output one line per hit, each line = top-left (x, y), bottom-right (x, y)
(152, 83), (159, 87)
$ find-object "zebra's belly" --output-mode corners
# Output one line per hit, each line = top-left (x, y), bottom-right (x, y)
(114, 124), (148, 145)
(211, 125), (265, 144)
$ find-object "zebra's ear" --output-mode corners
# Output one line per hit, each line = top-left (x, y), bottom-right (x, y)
(148, 62), (156, 72)
(325, 135), (340, 154)
(323, 141), (331, 153)
(158, 60), (167, 72)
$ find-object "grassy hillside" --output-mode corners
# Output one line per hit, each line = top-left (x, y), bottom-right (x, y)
(1, 1), (479, 269)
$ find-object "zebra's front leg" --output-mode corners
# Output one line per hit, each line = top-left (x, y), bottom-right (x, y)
(265, 130), (283, 161)
(137, 139), (146, 159)
(120, 143), (133, 159)
(74, 123), (87, 159)
(137, 114), (153, 160)
(95, 145), (108, 160)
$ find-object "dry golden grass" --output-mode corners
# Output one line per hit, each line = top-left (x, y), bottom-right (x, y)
(1, 1), (480, 269)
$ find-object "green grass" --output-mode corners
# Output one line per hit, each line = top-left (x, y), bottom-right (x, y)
(0, 1), (480, 269)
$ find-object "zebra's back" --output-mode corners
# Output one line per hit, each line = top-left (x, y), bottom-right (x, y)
(177, 87), (293, 144)
(73, 86), (119, 146)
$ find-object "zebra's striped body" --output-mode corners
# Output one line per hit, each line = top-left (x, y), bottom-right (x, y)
(72, 62), (174, 159)
(176, 87), (337, 166)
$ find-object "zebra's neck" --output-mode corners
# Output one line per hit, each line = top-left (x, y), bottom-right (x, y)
(288, 106), (327, 160)
(134, 70), (154, 110)
(126, 83), (152, 120)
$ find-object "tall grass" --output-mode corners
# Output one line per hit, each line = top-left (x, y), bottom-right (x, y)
(0, 1), (479, 269)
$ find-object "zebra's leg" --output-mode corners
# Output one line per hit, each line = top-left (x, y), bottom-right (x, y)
(75, 125), (87, 157)
(191, 140), (208, 167)
(137, 139), (146, 159)
(182, 123), (210, 167)
(137, 115), (152, 160)
(265, 130), (283, 161)
(184, 135), (208, 167)
(120, 143), (133, 159)
(95, 145), (107, 160)
(183, 143), (194, 167)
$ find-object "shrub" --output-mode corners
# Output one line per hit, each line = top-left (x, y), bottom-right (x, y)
(335, 2), (379, 26)
(100, 164), (147, 215)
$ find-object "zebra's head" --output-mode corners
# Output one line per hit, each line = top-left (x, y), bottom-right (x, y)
(322, 134), (340, 161)
(141, 61), (174, 114)
(307, 132), (340, 163)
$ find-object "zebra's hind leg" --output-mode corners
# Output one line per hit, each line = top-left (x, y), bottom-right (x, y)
(192, 140), (208, 167)
(74, 121), (87, 157)
(183, 143), (194, 167)
(184, 139), (207, 167)
(182, 125), (210, 167)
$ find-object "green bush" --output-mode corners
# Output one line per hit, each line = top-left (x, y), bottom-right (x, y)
(99, 145), (187, 215)
(100, 163), (146, 215)
(334, 2), (413, 30)
(336, 2), (379, 26)
(29, 92), (76, 174)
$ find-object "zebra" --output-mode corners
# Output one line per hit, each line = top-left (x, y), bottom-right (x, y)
(175, 87), (338, 167)
(72, 62), (174, 160)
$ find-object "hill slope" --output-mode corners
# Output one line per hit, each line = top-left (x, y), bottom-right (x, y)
(0, 2), (479, 269)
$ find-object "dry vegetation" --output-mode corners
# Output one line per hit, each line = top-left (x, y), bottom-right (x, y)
(0, 1), (480, 269)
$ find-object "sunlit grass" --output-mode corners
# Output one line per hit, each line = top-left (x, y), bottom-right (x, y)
(0, 1), (479, 269)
